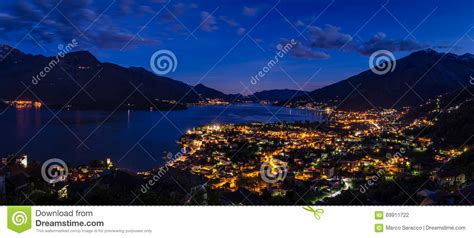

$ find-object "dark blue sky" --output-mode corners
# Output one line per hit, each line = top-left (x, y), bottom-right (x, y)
(0, 0), (473, 94)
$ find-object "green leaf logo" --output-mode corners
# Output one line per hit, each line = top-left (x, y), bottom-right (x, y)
(7, 206), (32, 233)
(303, 206), (324, 220)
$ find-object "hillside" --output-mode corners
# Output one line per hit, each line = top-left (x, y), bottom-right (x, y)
(0, 46), (228, 110)
(295, 49), (474, 110)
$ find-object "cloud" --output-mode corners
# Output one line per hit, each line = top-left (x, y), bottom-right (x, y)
(219, 16), (238, 27)
(168, 24), (184, 33)
(290, 24), (428, 59)
(242, 6), (258, 17)
(150, 0), (168, 3)
(292, 46), (330, 59)
(119, 0), (134, 15)
(89, 29), (159, 49)
(278, 39), (330, 60)
(295, 20), (305, 27)
(200, 11), (218, 32)
(219, 16), (247, 36)
(160, 3), (189, 22)
(306, 24), (353, 49)
(237, 27), (246, 36)
(356, 32), (426, 55)
(138, 5), (154, 15)
(0, 0), (159, 49)
(0, 13), (16, 21)
(173, 3), (187, 15)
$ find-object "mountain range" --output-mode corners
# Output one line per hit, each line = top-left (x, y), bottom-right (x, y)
(0, 46), (473, 110)
(294, 49), (474, 110)
(2, 45), (238, 110)
(249, 89), (308, 102)
(0, 45), (307, 109)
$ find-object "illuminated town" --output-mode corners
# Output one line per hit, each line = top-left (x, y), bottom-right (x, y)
(168, 102), (471, 204)
(1, 93), (472, 205)
(2, 100), (43, 109)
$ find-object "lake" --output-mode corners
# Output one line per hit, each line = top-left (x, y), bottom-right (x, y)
(0, 104), (322, 171)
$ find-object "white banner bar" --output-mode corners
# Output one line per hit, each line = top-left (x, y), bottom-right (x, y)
(0, 206), (472, 237)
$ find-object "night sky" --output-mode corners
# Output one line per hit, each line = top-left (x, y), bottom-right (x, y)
(0, 0), (473, 94)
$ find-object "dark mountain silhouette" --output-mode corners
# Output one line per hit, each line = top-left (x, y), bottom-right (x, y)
(192, 83), (243, 101)
(294, 49), (474, 110)
(407, 86), (474, 148)
(0, 45), (229, 110)
(3, 47), (472, 111)
(249, 89), (308, 102)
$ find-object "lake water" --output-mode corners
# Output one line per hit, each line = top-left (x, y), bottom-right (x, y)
(0, 104), (322, 171)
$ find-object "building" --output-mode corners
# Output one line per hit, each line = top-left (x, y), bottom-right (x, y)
(1, 155), (28, 168)
(439, 171), (466, 187)
(321, 164), (335, 179)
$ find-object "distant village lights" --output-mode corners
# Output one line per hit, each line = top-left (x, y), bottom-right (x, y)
(3, 100), (43, 109)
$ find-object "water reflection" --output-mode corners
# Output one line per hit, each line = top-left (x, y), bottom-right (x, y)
(2, 104), (323, 171)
